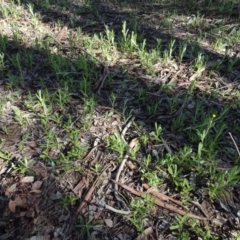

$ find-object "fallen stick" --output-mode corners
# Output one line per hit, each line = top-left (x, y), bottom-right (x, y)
(76, 163), (111, 215)
(142, 183), (189, 211)
(111, 179), (207, 221)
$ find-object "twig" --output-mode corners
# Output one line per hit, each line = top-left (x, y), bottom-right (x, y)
(76, 163), (112, 216)
(121, 116), (135, 142)
(105, 204), (130, 215)
(143, 183), (189, 211)
(82, 146), (98, 162)
(112, 179), (207, 220)
(190, 201), (209, 218)
(229, 132), (240, 158)
(108, 118), (136, 214)
(90, 150), (102, 167)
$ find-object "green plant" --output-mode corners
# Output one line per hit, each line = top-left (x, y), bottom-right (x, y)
(213, 38), (225, 51)
(11, 23), (23, 46)
(60, 195), (79, 207)
(1, 0), (21, 18)
(227, 56), (239, 73)
(27, 3), (39, 28)
(140, 133), (149, 146)
(0, 34), (7, 52)
(186, 108), (228, 161)
(170, 214), (189, 238)
(91, 162), (102, 173)
(105, 25), (115, 46)
(121, 99), (133, 125)
(190, 12), (201, 28)
(141, 169), (163, 187)
(81, 96), (97, 130)
(207, 166), (240, 200)
(121, 21), (129, 47)
(0, 52), (5, 71)
(196, 114), (217, 158)
(178, 41), (187, 62)
(143, 154), (151, 167)
(120, 21), (138, 51)
(9, 53), (23, 79)
(13, 157), (33, 174)
(188, 218), (213, 240)
(0, 150), (12, 162)
(18, 133), (30, 150)
(139, 47), (160, 74)
(36, 90), (52, 119)
(147, 101), (159, 115)
(76, 217), (94, 239)
(105, 132), (127, 159)
(167, 164), (193, 200)
(137, 87), (147, 104)
(170, 214), (216, 240)
(171, 113), (186, 131)
(150, 122), (162, 142)
(194, 52), (206, 75)
(129, 140), (140, 159)
(13, 106), (31, 126)
(58, 153), (72, 171)
(109, 92), (117, 109)
(54, 87), (71, 110)
(127, 195), (154, 233)
(162, 39), (175, 64)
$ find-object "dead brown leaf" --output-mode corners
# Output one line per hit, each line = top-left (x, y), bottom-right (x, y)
(20, 176), (34, 183)
(8, 200), (16, 213)
(9, 195), (27, 213)
(5, 183), (17, 198)
(31, 181), (43, 190)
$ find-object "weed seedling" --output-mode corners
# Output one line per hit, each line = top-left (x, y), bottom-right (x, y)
(61, 195), (79, 207)
(150, 122), (162, 142)
(13, 157), (33, 174)
(105, 132), (127, 159)
(0, 53), (4, 71)
(208, 166), (240, 200)
(76, 217), (94, 239)
(0, 150), (12, 162)
(127, 194), (154, 233)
